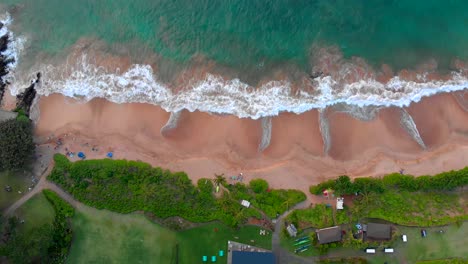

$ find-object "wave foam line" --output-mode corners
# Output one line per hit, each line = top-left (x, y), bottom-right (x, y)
(0, 12), (26, 82)
(14, 55), (468, 120)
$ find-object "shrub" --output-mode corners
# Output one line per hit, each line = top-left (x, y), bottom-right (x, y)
(249, 179), (269, 193)
(49, 154), (306, 227)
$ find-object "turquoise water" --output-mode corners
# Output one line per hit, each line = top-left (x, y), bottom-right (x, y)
(4, 0), (468, 71)
(1, 0), (468, 118)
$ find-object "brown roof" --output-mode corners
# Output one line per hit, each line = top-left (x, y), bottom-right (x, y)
(366, 223), (391, 240)
(316, 226), (342, 244)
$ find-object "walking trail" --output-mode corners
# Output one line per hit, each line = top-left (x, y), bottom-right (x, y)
(2, 155), (320, 263)
(3, 161), (83, 217)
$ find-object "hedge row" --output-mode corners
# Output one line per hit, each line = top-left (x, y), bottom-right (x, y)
(43, 190), (75, 264)
(310, 170), (468, 195)
(49, 154), (305, 226)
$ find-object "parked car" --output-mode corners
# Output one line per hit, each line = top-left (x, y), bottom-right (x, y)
(421, 229), (427, 238)
(402, 234), (407, 242)
(365, 248), (376, 254)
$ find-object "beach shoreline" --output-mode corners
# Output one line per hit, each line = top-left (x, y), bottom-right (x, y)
(30, 92), (468, 198)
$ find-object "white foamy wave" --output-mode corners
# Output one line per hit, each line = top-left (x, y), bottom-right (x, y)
(22, 55), (468, 119)
(0, 12), (26, 82)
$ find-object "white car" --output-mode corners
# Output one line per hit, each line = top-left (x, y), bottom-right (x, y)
(402, 234), (407, 242)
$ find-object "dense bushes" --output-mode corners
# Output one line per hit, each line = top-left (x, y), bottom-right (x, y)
(229, 179), (306, 218)
(310, 171), (468, 195)
(43, 190), (75, 263)
(49, 155), (306, 226)
(0, 117), (34, 170)
(286, 204), (334, 229)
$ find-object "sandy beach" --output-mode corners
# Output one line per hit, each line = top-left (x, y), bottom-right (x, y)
(30, 92), (468, 198)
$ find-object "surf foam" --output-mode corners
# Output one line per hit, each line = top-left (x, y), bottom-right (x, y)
(10, 53), (468, 120)
(0, 12), (25, 82)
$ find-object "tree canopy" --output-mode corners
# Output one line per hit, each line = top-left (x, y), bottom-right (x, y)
(0, 117), (34, 170)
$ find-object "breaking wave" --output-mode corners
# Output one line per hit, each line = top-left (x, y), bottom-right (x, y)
(0, 12), (26, 82)
(17, 54), (467, 119)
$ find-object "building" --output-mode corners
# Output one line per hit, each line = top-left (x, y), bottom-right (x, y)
(366, 223), (391, 240)
(286, 223), (298, 237)
(232, 251), (275, 264)
(228, 241), (275, 264)
(336, 197), (344, 210)
(316, 226), (342, 244)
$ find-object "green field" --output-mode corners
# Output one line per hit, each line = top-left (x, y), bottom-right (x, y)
(0, 170), (33, 210)
(362, 223), (468, 264)
(13, 192), (55, 232)
(68, 205), (272, 264)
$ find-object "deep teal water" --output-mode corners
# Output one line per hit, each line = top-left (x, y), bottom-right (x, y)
(3, 0), (468, 74)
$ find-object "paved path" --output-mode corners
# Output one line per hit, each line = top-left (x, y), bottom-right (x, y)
(272, 200), (315, 264)
(3, 161), (82, 217)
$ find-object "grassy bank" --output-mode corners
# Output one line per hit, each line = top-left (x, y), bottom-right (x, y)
(68, 205), (271, 264)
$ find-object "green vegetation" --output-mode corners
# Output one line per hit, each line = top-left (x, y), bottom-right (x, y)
(0, 117), (34, 171)
(310, 172), (468, 196)
(0, 191), (75, 264)
(286, 204), (334, 229)
(49, 154), (305, 226)
(366, 223), (468, 264)
(227, 179), (306, 218)
(309, 175), (467, 226)
(0, 170), (33, 210)
(416, 259), (468, 264)
(0, 192), (55, 263)
(68, 204), (271, 264)
(354, 191), (467, 226)
(43, 190), (75, 263)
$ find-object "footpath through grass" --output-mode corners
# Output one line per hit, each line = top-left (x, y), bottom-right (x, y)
(0, 170), (33, 210)
(68, 204), (272, 264)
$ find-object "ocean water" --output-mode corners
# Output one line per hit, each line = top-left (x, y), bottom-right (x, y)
(1, 0), (467, 118)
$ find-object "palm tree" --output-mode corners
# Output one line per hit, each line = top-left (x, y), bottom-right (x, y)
(213, 173), (227, 186)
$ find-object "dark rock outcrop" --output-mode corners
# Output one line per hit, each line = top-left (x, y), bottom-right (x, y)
(16, 73), (40, 115)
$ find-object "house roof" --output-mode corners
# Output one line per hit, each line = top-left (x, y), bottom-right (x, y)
(366, 223), (391, 240)
(316, 226), (342, 244)
(232, 251), (275, 264)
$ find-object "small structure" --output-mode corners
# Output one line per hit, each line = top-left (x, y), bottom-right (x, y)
(336, 197), (344, 210)
(316, 226), (342, 244)
(231, 251), (275, 264)
(228, 241), (274, 264)
(286, 223), (298, 237)
(241, 200), (250, 208)
(366, 223), (391, 240)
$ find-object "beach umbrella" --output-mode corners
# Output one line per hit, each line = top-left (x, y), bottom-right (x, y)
(77, 152), (85, 159)
(107, 152), (113, 158)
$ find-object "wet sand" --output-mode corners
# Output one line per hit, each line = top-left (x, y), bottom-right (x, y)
(32, 92), (468, 197)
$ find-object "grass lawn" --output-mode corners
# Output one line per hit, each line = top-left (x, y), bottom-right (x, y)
(13, 192), (55, 232)
(68, 205), (272, 264)
(0, 170), (33, 210)
(365, 222), (468, 264)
